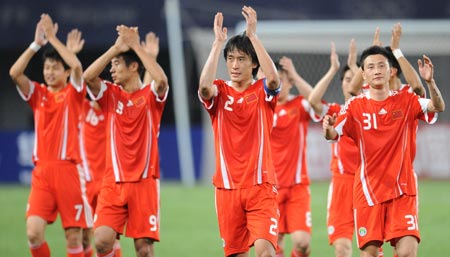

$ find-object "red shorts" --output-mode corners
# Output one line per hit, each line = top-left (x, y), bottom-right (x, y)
(277, 183), (311, 234)
(27, 161), (93, 229)
(86, 180), (102, 214)
(94, 177), (160, 240)
(355, 194), (420, 248)
(327, 175), (354, 244)
(215, 183), (279, 256)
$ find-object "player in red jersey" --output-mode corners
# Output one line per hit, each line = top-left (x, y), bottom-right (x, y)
(9, 14), (92, 257)
(83, 25), (168, 257)
(323, 45), (445, 257)
(198, 6), (280, 257)
(270, 56), (317, 257)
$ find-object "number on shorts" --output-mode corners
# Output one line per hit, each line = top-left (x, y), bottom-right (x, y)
(306, 211), (312, 227)
(405, 214), (418, 230)
(74, 204), (83, 221)
(269, 217), (278, 236)
(149, 215), (158, 231)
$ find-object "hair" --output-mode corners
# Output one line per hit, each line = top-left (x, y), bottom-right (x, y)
(384, 46), (402, 78)
(223, 31), (260, 78)
(359, 45), (392, 71)
(116, 50), (144, 76)
(42, 47), (70, 70)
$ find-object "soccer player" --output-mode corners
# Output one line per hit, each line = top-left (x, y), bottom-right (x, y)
(83, 25), (169, 257)
(65, 27), (124, 257)
(9, 14), (92, 257)
(308, 41), (356, 257)
(270, 56), (318, 257)
(198, 6), (281, 257)
(322, 45), (445, 257)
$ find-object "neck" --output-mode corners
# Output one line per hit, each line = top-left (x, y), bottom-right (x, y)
(48, 84), (65, 93)
(123, 76), (143, 93)
(231, 77), (253, 92)
(369, 84), (390, 101)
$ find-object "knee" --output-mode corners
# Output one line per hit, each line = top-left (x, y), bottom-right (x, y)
(293, 239), (310, 253)
(135, 239), (154, 257)
(65, 227), (83, 247)
(334, 242), (352, 257)
(94, 234), (115, 254)
(26, 227), (44, 245)
(396, 246), (417, 257)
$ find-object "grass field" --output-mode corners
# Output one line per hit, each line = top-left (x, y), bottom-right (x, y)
(0, 180), (449, 256)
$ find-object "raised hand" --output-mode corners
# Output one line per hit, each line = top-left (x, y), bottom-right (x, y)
(390, 23), (402, 50)
(116, 25), (140, 50)
(347, 39), (358, 71)
(34, 20), (47, 46)
(39, 13), (58, 40)
(141, 32), (159, 59)
(372, 27), (383, 46)
(418, 55), (434, 83)
(279, 56), (297, 79)
(330, 42), (340, 72)
(213, 12), (227, 43)
(242, 6), (257, 39)
(66, 29), (85, 54)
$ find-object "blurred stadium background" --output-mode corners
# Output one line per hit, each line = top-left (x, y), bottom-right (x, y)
(0, 0), (449, 185)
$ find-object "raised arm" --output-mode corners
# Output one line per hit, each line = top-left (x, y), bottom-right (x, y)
(308, 42), (340, 115)
(242, 6), (280, 90)
(390, 23), (425, 96)
(118, 25), (168, 97)
(66, 28), (85, 55)
(279, 56), (313, 99)
(323, 114), (338, 140)
(83, 32), (128, 95)
(9, 19), (47, 96)
(349, 28), (382, 96)
(40, 14), (83, 86)
(418, 55), (445, 112)
(141, 32), (160, 85)
(198, 12), (227, 101)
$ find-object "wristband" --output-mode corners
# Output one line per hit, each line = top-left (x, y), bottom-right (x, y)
(29, 42), (41, 52)
(392, 48), (404, 59)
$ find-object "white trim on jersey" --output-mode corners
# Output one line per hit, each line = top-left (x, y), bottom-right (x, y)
(295, 124), (305, 184)
(79, 121), (92, 182)
(359, 138), (374, 206)
(33, 110), (40, 161)
(141, 110), (152, 179)
(87, 81), (107, 101)
(70, 76), (84, 93)
(110, 115), (121, 182)
(256, 109), (264, 184)
(60, 106), (69, 160)
(16, 80), (35, 101)
(197, 90), (215, 110)
(76, 164), (94, 228)
(218, 110), (231, 189)
(151, 80), (170, 103)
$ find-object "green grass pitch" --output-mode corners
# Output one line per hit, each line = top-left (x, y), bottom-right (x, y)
(0, 180), (448, 256)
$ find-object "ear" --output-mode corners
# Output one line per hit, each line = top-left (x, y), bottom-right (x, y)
(390, 67), (396, 77)
(129, 62), (139, 72)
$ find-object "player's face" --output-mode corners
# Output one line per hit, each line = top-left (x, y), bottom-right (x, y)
(362, 54), (392, 89)
(110, 56), (132, 85)
(341, 69), (354, 98)
(278, 70), (292, 100)
(226, 49), (257, 83)
(43, 59), (70, 90)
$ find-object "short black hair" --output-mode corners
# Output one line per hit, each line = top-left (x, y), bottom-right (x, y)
(116, 50), (144, 76)
(42, 47), (70, 70)
(384, 46), (402, 78)
(340, 65), (351, 82)
(359, 45), (392, 71)
(223, 31), (260, 78)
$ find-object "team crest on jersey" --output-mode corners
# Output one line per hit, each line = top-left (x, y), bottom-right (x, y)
(328, 226), (335, 235)
(358, 227), (367, 236)
(54, 92), (66, 103)
(133, 96), (146, 107)
(392, 110), (403, 120)
(245, 93), (257, 103)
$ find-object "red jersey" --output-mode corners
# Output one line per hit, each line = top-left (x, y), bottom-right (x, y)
(199, 79), (278, 189)
(17, 80), (85, 163)
(323, 103), (359, 176)
(334, 90), (431, 208)
(89, 81), (167, 182)
(80, 99), (107, 182)
(271, 96), (317, 187)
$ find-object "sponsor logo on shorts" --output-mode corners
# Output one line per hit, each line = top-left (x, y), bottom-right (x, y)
(328, 225), (335, 235)
(358, 227), (367, 236)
